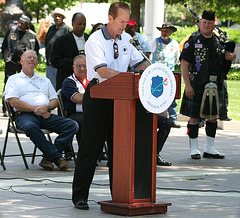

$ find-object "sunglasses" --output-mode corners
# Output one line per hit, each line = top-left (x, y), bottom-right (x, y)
(113, 41), (119, 59)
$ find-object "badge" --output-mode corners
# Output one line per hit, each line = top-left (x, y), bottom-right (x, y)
(189, 74), (195, 81)
(195, 44), (202, 48)
(122, 46), (128, 54)
(10, 33), (17, 40)
(184, 42), (189, 49)
(196, 55), (201, 62)
(195, 63), (202, 72)
(155, 52), (161, 60)
(209, 75), (217, 82)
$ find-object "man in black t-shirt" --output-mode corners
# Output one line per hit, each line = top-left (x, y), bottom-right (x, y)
(180, 10), (236, 160)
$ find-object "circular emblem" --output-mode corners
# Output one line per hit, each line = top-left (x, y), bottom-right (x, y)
(138, 63), (176, 114)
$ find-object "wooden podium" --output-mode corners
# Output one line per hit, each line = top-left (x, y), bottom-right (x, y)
(90, 73), (171, 216)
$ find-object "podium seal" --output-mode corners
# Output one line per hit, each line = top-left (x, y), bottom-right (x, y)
(138, 63), (176, 114)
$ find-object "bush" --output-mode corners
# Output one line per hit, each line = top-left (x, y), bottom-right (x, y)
(0, 59), (46, 72)
(0, 59), (5, 71)
(171, 26), (198, 43)
(227, 64), (240, 80)
(35, 62), (46, 72)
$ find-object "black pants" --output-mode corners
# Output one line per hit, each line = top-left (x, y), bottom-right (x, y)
(72, 84), (114, 204)
(157, 115), (171, 153)
(64, 112), (83, 153)
(2, 62), (22, 112)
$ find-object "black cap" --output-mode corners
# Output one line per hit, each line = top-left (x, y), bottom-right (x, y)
(156, 23), (177, 33)
(202, 10), (215, 21)
(19, 15), (31, 24)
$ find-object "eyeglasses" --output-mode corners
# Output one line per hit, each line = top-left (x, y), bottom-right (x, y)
(113, 41), (119, 59)
(74, 64), (86, 68)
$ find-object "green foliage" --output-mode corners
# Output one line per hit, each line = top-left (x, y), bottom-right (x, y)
(170, 26), (240, 44)
(170, 26), (198, 43)
(0, 59), (46, 72)
(227, 64), (240, 80)
(35, 63), (46, 73)
(165, 0), (240, 23)
(0, 59), (5, 70)
(221, 28), (240, 44)
(23, 0), (78, 22)
(227, 80), (240, 120)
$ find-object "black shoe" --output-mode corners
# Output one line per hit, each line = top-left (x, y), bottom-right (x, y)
(157, 155), (172, 166)
(98, 152), (108, 161)
(64, 152), (73, 161)
(75, 199), (89, 210)
(199, 120), (205, 128)
(203, 152), (225, 159)
(171, 121), (181, 128)
(220, 117), (232, 121)
(191, 154), (201, 159)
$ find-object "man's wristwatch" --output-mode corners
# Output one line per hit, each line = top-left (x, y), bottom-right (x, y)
(47, 104), (51, 112)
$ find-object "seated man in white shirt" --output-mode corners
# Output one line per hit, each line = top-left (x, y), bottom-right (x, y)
(4, 50), (79, 171)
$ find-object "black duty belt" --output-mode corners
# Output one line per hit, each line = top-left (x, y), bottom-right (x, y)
(89, 78), (99, 88)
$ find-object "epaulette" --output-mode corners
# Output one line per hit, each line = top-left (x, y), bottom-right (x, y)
(190, 31), (201, 40)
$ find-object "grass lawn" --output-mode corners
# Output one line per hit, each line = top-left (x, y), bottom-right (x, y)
(0, 71), (239, 121)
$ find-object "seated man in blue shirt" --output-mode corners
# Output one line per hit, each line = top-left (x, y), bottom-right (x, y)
(4, 50), (79, 171)
(61, 55), (89, 153)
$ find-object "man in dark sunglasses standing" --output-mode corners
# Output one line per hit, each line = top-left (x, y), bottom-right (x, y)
(72, 2), (149, 210)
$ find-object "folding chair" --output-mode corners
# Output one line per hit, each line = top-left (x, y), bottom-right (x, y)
(0, 128), (6, 170)
(2, 95), (52, 169)
(57, 89), (76, 163)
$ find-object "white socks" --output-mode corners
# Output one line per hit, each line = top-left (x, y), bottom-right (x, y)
(204, 136), (219, 154)
(189, 137), (201, 155)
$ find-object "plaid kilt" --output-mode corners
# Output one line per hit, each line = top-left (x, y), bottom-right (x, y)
(180, 82), (227, 119)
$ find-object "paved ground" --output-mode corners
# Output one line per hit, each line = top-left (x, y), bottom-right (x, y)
(0, 115), (240, 218)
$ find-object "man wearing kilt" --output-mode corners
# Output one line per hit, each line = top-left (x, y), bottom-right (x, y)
(180, 10), (236, 159)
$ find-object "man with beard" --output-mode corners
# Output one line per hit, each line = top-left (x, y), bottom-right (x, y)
(150, 23), (180, 128)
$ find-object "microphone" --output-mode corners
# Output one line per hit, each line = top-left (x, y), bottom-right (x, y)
(129, 39), (151, 65)
(129, 38), (143, 52)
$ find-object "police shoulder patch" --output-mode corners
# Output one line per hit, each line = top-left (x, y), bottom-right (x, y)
(184, 42), (189, 49)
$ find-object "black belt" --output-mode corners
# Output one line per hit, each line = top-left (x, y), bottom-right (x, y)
(89, 78), (99, 88)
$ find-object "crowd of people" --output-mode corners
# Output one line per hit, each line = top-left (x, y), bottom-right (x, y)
(1, 1), (237, 211)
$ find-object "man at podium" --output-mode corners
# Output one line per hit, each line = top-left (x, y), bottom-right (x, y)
(72, 2), (149, 210)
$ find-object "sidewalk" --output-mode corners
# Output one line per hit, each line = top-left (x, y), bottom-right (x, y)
(0, 115), (240, 218)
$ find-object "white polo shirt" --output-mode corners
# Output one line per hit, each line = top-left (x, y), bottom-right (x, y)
(5, 71), (57, 108)
(85, 25), (144, 83)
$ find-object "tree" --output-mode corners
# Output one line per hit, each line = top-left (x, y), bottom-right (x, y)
(22, 0), (78, 22)
(89, 0), (144, 30)
(165, 0), (240, 24)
